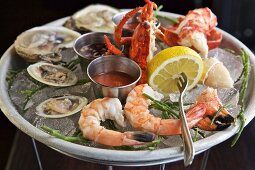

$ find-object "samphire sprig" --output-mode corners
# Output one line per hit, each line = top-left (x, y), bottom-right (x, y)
(21, 84), (47, 112)
(143, 93), (179, 119)
(41, 125), (90, 145)
(231, 49), (250, 146)
(41, 125), (161, 150)
(6, 69), (22, 83)
(192, 127), (205, 142)
(61, 58), (81, 71)
(153, 4), (178, 24)
(153, 5), (163, 18)
(114, 138), (161, 151)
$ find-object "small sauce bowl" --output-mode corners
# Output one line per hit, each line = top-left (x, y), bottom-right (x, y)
(87, 55), (141, 102)
(73, 32), (123, 73)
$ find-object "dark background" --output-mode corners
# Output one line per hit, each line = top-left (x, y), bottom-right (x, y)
(1, 0), (255, 170)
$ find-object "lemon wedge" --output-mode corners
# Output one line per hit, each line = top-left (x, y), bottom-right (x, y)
(148, 46), (203, 93)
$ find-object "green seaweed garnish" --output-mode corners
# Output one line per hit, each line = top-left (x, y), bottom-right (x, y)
(156, 15), (178, 24)
(153, 5), (163, 18)
(192, 127), (205, 142)
(114, 139), (161, 151)
(6, 69), (24, 87)
(21, 84), (47, 112)
(211, 103), (230, 125)
(61, 58), (81, 71)
(144, 93), (179, 119)
(41, 125), (90, 145)
(231, 49), (250, 146)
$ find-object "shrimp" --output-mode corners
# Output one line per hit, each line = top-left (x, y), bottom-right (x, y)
(194, 88), (234, 131)
(78, 97), (155, 146)
(124, 84), (234, 135)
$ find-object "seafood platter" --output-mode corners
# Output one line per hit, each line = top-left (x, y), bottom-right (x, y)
(0, 0), (255, 166)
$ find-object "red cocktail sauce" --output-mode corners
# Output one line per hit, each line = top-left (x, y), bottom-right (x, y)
(93, 71), (135, 87)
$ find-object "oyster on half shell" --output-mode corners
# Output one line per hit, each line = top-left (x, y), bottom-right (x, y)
(64, 4), (119, 33)
(14, 26), (81, 62)
(27, 62), (78, 86)
(36, 95), (88, 118)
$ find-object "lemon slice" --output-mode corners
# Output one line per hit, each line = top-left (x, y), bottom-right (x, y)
(148, 46), (203, 93)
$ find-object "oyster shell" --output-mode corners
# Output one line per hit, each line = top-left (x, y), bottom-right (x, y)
(36, 95), (88, 118)
(27, 62), (78, 86)
(64, 4), (119, 33)
(14, 26), (81, 62)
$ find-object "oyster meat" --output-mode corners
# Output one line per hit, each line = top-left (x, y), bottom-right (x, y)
(27, 62), (78, 86)
(64, 4), (119, 33)
(14, 26), (81, 62)
(36, 95), (88, 118)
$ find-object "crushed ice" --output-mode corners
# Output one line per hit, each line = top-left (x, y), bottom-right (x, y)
(8, 47), (244, 149)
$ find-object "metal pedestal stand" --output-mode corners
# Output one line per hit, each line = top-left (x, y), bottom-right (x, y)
(31, 138), (210, 170)
(31, 139), (43, 170)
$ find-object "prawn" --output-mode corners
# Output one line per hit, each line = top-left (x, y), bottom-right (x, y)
(194, 87), (234, 131)
(78, 97), (155, 146)
(124, 84), (234, 135)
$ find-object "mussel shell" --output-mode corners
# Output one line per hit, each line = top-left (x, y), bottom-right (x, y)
(14, 26), (81, 62)
(36, 95), (88, 118)
(27, 62), (78, 86)
(70, 4), (119, 33)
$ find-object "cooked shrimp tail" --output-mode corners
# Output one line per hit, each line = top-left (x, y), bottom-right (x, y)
(129, 131), (156, 142)
(124, 84), (206, 136)
(79, 97), (155, 146)
(190, 87), (234, 131)
(124, 84), (234, 136)
(196, 113), (234, 131)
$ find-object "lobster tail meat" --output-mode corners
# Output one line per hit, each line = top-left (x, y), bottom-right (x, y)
(159, 7), (222, 57)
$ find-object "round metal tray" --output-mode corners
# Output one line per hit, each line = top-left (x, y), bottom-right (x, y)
(0, 11), (255, 166)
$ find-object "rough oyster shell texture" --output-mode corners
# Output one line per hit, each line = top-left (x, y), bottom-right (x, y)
(14, 26), (81, 62)
(64, 4), (119, 33)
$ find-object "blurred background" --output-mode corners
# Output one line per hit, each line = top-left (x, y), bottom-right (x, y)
(1, 0), (255, 55)
(0, 0), (255, 169)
